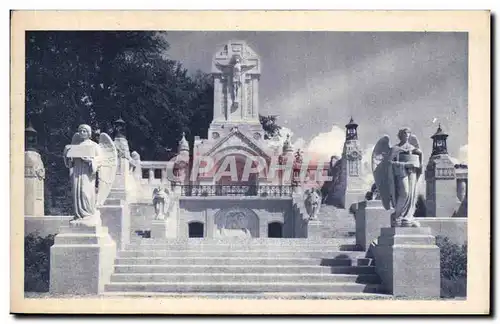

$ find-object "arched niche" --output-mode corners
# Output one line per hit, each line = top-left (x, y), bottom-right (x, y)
(213, 207), (259, 238)
(188, 221), (205, 238)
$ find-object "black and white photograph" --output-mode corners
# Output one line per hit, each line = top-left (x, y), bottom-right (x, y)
(10, 10), (490, 314)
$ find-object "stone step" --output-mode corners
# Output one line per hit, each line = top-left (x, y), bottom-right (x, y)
(109, 273), (381, 284)
(101, 291), (392, 299)
(113, 264), (377, 274)
(118, 250), (368, 259)
(124, 244), (361, 252)
(104, 282), (381, 293)
(126, 238), (355, 245)
(124, 240), (359, 251)
(114, 256), (372, 266)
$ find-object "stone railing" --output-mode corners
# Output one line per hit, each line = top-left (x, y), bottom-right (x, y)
(140, 161), (173, 186)
(181, 184), (295, 197)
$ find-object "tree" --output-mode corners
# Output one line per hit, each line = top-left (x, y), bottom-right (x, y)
(26, 31), (213, 214)
(259, 115), (282, 140)
(26, 31), (281, 214)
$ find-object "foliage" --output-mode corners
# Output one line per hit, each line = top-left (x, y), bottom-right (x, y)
(435, 235), (467, 298)
(24, 233), (55, 292)
(259, 115), (282, 140)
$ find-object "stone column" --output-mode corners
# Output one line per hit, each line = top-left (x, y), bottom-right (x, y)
(373, 227), (440, 297)
(110, 136), (131, 200)
(50, 222), (116, 294)
(425, 154), (457, 217)
(355, 200), (391, 252)
(24, 150), (45, 216)
(24, 123), (45, 216)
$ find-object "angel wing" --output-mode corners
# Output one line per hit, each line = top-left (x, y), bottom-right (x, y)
(408, 133), (420, 149)
(71, 133), (84, 144)
(372, 135), (392, 210)
(152, 187), (161, 199)
(96, 133), (118, 206)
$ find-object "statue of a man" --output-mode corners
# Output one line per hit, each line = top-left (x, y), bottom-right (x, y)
(304, 188), (322, 220)
(152, 187), (170, 220)
(63, 124), (117, 225)
(232, 55), (242, 103)
(372, 127), (422, 227)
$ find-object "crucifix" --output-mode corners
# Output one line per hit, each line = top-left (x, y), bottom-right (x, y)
(215, 54), (256, 107)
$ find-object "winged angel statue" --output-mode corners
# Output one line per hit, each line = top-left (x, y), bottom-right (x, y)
(63, 124), (117, 226)
(371, 128), (423, 227)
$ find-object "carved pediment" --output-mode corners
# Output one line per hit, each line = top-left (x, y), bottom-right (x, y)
(204, 128), (270, 161)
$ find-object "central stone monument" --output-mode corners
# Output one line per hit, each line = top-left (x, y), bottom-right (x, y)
(208, 40), (264, 141)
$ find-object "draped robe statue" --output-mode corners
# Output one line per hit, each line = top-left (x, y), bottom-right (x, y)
(304, 188), (322, 220)
(372, 128), (422, 227)
(152, 187), (170, 220)
(63, 124), (117, 225)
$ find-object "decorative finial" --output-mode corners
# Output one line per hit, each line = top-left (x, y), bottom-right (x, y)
(179, 131), (189, 153)
(25, 121), (38, 152)
(283, 133), (293, 153)
(114, 116), (127, 139)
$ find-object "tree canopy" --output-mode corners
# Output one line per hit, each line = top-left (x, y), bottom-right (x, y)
(25, 31), (280, 214)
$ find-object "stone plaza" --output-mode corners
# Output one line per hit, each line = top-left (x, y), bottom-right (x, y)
(24, 40), (468, 298)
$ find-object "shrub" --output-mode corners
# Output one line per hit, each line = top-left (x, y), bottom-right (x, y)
(435, 235), (467, 298)
(24, 233), (55, 292)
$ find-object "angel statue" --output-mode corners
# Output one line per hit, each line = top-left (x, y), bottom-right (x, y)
(304, 188), (322, 220)
(63, 124), (118, 226)
(372, 127), (423, 227)
(152, 186), (170, 220)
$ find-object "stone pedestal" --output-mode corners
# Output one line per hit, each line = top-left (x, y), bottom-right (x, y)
(373, 227), (440, 298)
(151, 219), (168, 239)
(151, 216), (178, 239)
(306, 220), (323, 239)
(50, 222), (116, 294)
(345, 189), (366, 212)
(100, 202), (130, 251)
(355, 200), (391, 251)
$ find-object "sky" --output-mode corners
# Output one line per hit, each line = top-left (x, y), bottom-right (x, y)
(162, 31), (468, 166)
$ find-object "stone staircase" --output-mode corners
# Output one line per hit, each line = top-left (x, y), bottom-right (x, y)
(103, 238), (386, 297)
(315, 205), (356, 239)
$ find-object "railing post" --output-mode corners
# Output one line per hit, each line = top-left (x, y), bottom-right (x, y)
(161, 168), (167, 184)
(148, 168), (154, 184)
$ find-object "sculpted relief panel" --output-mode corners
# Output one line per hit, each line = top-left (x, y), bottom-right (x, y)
(214, 207), (259, 238)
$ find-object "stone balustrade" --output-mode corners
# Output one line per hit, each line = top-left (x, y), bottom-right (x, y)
(181, 184), (295, 197)
(139, 161), (174, 186)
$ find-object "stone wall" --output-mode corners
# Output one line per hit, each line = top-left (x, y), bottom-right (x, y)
(179, 197), (295, 238)
(24, 216), (73, 237)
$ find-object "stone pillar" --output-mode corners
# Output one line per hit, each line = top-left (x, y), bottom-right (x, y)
(425, 154), (457, 217)
(373, 227), (440, 297)
(24, 123), (45, 216)
(342, 118), (366, 210)
(100, 202), (130, 251)
(109, 137), (130, 199)
(24, 150), (45, 216)
(355, 200), (391, 251)
(50, 222), (116, 294)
